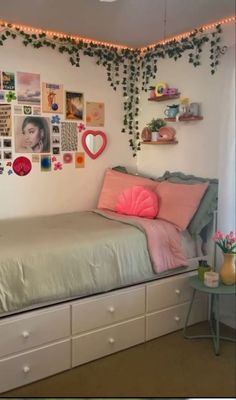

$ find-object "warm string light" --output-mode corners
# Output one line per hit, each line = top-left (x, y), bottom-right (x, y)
(0, 15), (235, 51)
(0, 19), (132, 50)
(140, 15), (236, 52)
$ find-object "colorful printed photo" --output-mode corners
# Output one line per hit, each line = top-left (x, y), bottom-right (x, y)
(17, 72), (41, 105)
(42, 82), (64, 113)
(0, 104), (12, 136)
(14, 116), (51, 153)
(86, 102), (105, 127)
(2, 72), (15, 91)
(41, 155), (51, 171)
(65, 91), (84, 120)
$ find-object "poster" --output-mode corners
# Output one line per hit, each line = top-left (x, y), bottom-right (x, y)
(0, 104), (12, 136)
(65, 91), (84, 120)
(2, 72), (15, 91)
(86, 102), (105, 127)
(17, 72), (41, 105)
(14, 116), (51, 153)
(61, 122), (78, 151)
(42, 83), (64, 113)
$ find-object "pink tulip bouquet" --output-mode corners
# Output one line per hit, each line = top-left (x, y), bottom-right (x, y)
(213, 231), (236, 254)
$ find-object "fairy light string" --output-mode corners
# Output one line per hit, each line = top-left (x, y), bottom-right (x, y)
(0, 15), (235, 156)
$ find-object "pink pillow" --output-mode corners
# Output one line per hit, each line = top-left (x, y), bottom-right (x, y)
(115, 185), (159, 218)
(98, 169), (158, 211)
(156, 181), (209, 230)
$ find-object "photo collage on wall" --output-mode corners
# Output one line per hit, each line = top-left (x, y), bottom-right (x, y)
(0, 70), (105, 176)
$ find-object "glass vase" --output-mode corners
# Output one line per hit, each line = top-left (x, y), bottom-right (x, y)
(219, 253), (236, 285)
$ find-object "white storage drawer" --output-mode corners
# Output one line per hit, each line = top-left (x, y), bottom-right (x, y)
(72, 316), (145, 366)
(146, 296), (208, 341)
(0, 339), (70, 393)
(147, 272), (197, 312)
(0, 305), (70, 358)
(72, 286), (145, 334)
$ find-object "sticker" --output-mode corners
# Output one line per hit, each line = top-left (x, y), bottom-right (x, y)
(3, 138), (12, 148)
(52, 125), (60, 134)
(23, 106), (32, 115)
(3, 151), (12, 160)
(32, 154), (40, 162)
(12, 156), (32, 176)
(33, 106), (41, 116)
(54, 161), (63, 171)
(63, 152), (73, 164)
(52, 147), (60, 155)
(51, 115), (60, 124)
(6, 91), (17, 102)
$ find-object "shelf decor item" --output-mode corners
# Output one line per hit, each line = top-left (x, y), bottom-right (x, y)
(146, 118), (167, 141)
(155, 82), (168, 97)
(213, 231), (236, 285)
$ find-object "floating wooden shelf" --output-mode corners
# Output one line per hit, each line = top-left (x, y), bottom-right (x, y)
(141, 140), (178, 145)
(148, 93), (181, 102)
(164, 116), (203, 122)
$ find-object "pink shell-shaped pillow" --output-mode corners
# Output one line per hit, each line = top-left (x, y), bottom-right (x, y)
(115, 185), (159, 219)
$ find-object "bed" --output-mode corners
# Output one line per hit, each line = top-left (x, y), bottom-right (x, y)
(0, 168), (218, 393)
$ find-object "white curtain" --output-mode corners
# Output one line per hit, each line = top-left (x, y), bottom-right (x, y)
(217, 44), (236, 328)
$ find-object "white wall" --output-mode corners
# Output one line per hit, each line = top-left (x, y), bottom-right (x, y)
(0, 39), (135, 219)
(137, 23), (235, 181)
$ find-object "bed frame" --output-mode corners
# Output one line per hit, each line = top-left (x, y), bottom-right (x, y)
(0, 258), (208, 393)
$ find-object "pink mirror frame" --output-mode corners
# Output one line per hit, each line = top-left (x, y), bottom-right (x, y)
(81, 130), (107, 159)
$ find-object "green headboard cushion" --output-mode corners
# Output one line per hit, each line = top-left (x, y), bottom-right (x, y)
(162, 171), (218, 236)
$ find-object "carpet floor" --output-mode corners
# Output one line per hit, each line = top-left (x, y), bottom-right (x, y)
(2, 322), (236, 398)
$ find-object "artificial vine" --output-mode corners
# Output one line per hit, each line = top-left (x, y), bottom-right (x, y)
(0, 21), (227, 156)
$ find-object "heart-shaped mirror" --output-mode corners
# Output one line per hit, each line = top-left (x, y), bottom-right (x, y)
(82, 130), (107, 159)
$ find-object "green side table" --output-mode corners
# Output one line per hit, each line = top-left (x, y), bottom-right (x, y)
(183, 275), (236, 355)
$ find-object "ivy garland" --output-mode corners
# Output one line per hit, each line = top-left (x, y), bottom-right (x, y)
(0, 22), (227, 156)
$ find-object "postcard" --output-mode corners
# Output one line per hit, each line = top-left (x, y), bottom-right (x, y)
(17, 72), (41, 105)
(42, 82), (64, 113)
(86, 102), (105, 127)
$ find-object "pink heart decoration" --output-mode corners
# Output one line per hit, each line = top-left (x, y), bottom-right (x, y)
(82, 130), (107, 159)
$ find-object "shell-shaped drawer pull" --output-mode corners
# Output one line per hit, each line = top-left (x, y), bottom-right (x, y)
(23, 365), (30, 374)
(108, 306), (115, 313)
(22, 330), (30, 339)
(175, 289), (181, 295)
(174, 316), (180, 322)
(108, 337), (115, 344)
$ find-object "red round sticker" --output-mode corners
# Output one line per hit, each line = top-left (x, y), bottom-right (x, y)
(12, 156), (32, 176)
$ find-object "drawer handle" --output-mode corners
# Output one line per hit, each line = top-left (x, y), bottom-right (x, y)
(107, 306), (115, 313)
(22, 330), (30, 338)
(108, 337), (115, 344)
(174, 316), (180, 322)
(175, 289), (181, 295)
(23, 365), (30, 374)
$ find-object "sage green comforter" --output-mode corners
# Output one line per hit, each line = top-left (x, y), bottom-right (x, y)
(0, 211), (155, 315)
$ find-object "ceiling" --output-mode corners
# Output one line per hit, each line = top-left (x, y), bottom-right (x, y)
(0, 0), (235, 47)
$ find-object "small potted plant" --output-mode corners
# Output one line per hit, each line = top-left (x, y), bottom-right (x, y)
(147, 118), (167, 141)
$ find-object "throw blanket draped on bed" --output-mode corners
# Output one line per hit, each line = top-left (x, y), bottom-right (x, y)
(94, 210), (187, 273)
(0, 210), (186, 315)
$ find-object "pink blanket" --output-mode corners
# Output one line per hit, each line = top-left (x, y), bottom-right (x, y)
(94, 210), (187, 273)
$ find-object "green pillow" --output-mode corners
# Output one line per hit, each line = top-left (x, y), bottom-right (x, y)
(112, 166), (128, 173)
(162, 171), (218, 236)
